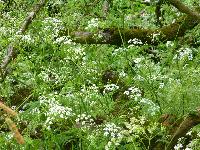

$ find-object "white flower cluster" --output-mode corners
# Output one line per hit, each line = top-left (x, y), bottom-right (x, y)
(88, 84), (99, 93)
(54, 36), (74, 45)
(0, 26), (11, 36)
(103, 123), (123, 150)
(85, 18), (99, 30)
(75, 113), (95, 128)
(39, 95), (74, 130)
(103, 84), (119, 94)
(174, 47), (193, 60)
(39, 68), (60, 84)
(159, 82), (165, 88)
(73, 46), (86, 56)
(132, 57), (145, 68)
(103, 118), (163, 149)
(174, 143), (183, 150)
(123, 116), (146, 137)
(122, 85), (159, 116)
(151, 32), (160, 42)
(119, 70), (126, 78)
(103, 123), (122, 138)
(174, 137), (193, 150)
(122, 85), (160, 116)
(174, 132), (200, 150)
(166, 41), (174, 47)
(125, 14), (135, 21)
(139, 98), (160, 116)
(122, 117), (165, 147)
(10, 32), (34, 43)
(65, 46), (86, 61)
(21, 34), (34, 43)
(143, 0), (150, 3)
(123, 86), (142, 99)
(133, 57), (143, 64)
(100, 117), (150, 149)
(43, 17), (62, 24)
(30, 107), (40, 114)
(140, 62), (168, 82)
(4, 133), (13, 140)
(43, 17), (64, 38)
(50, 0), (63, 5)
(112, 47), (127, 55)
(128, 38), (143, 45)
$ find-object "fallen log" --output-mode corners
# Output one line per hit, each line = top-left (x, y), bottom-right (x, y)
(71, 13), (199, 45)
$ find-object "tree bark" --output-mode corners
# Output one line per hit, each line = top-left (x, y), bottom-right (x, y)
(71, 13), (199, 45)
(167, 0), (200, 20)
(71, 2), (200, 45)
(166, 109), (200, 150)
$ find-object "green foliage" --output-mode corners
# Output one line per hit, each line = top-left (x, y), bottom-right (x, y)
(0, 0), (200, 149)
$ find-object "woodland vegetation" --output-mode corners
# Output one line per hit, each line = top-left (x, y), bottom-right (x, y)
(0, 0), (200, 149)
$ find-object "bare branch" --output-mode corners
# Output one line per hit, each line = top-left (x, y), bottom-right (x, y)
(5, 117), (25, 144)
(71, 12), (200, 45)
(167, 0), (200, 20)
(19, 0), (47, 34)
(0, 0), (47, 81)
(0, 101), (17, 117)
(1, 44), (16, 70)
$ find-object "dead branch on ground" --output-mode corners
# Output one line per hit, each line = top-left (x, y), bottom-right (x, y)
(0, 0), (47, 82)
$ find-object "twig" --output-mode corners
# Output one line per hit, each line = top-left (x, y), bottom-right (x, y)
(19, 0), (47, 34)
(0, 101), (17, 117)
(167, 0), (200, 20)
(5, 117), (25, 144)
(0, 0), (47, 81)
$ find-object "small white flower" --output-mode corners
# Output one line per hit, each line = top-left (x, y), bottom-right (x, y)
(11, 106), (16, 110)
(54, 36), (73, 45)
(75, 118), (80, 123)
(174, 143), (183, 150)
(46, 126), (51, 130)
(112, 47), (127, 55)
(186, 131), (192, 136)
(5, 133), (13, 140)
(143, 0), (150, 3)
(82, 121), (86, 125)
(174, 47), (193, 60)
(133, 58), (143, 64)
(152, 32), (160, 42)
(124, 90), (130, 95)
(104, 131), (109, 136)
(21, 34), (34, 43)
(111, 132), (115, 138)
(85, 18), (99, 30)
(159, 83), (164, 88)
(119, 71), (126, 77)
(128, 38), (143, 45)
(103, 84), (119, 93)
(197, 131), (200, 137)
(105, 141), (112, 150)
(166, 41), (174, 47)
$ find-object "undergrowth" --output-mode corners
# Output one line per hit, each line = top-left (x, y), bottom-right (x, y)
(0, 0), (200, 149)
